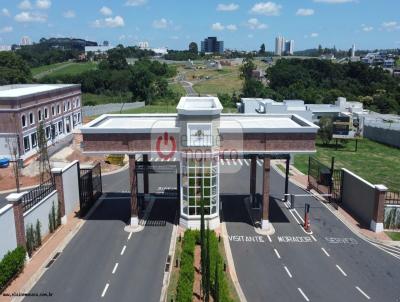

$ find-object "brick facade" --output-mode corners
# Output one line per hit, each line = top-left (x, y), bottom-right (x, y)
(12, 200), (26, 248)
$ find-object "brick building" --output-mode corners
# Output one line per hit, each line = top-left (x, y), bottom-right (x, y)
(0, 84), (82, 161)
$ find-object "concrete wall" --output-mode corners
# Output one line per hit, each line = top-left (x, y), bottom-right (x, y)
(82, 102), (145, 117)
(0, 204), (17, 260)
(62, 161), (80, 216)
(364, 125), (400, 148)
(23, 190), (58, 239)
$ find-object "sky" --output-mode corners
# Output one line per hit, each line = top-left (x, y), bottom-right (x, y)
(0, 0), (399, 51)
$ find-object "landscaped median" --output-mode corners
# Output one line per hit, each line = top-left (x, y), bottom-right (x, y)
(168, 229), (239, 302)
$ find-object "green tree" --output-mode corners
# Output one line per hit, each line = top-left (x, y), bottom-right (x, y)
(0, 52), (31, 85)
(240, 57), (256, 81)
(319, 117), (333, 145)
(35, 220), (42, 247)
(259, 43), (266, 55)
(189, 42), (198, 54)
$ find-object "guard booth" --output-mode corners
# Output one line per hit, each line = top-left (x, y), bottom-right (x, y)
(80, 97), (318, 231)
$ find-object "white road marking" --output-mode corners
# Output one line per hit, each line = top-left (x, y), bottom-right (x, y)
(257, 160), (263, 167)
(238, 159), (243, 165)
(288, 209), (301, 224)
(284, 266), (293, 278)
(121, 245), (126, 255)
(232, 160), (237, 166)
(267, 235), (272, 243)
(298, 288), (310, 301)
(101, 283), (109, 297)
(226, 159), (231, 166)
(112, 263), (118, 274)
(220, 159), (224, 166)
(310, 235), (317, 242)
(293, 209), (305, 224)
(355, 286), (370, 300)
(336, 264), (347, 277)
(321, 247), (330, 257)
(155, 157), (160, 162)
(274, 248), (281, 259)
(128, 232), (133, 240)
(244, 159), (250, 166)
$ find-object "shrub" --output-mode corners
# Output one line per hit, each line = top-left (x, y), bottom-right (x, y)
(176, 230), (196, 302)
(0, 246), (26, 292)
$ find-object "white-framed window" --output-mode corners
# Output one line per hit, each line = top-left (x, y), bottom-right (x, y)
(21, 114), (27, 128)
(58, 120), (63, 134)
(72, 99), (76, 109)
(31, 132), (37, 148)
(29, 112), (35, 125)
(38, 109), (43, 121)
(187, 123), (213, 147)
(44, 107), (49, 119)
(67, 101), (71, 110)
(57, 104), (61, 114)
(51, 105), (55, 116)
(76, 97), (80, 108)
(63, 102), (67, 112)
(23, 135), (30, 152)
(45, 126), (51, 140)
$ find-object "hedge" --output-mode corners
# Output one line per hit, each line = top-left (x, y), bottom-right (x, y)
(176, 230), (196, 302)
(0, 246), (26, 293)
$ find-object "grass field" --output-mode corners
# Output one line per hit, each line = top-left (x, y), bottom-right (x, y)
(385, 232), (400, 241)
(82, 93), (132, 106)
(294, 138), (400, 192)
(194, 72), (243, 95)
(120, 104), (177, 114)
(168, 83), (186, 97)
(31, 62), (71, 76)
(47, 62), (97, 77)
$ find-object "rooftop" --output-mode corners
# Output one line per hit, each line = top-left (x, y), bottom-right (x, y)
(0, 84), (79, 99)
(177, 97), (223, 116)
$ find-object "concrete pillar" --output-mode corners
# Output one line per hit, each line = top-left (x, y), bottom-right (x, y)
(261, 158), (271, 230)
(51, 168), (67, 225)
(143, 154), (149, 195)
(7, 192), (27, 248)
(371, 184), (388, 232)
(250, 156), (257, 205)
(129, 155), (139, 226)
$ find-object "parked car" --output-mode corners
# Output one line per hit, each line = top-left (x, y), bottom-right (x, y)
(0, 158), (10, 168)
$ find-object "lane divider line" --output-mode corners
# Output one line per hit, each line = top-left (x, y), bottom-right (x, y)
(112, 263), (118, 274)
(128, 232), (133, 240)
(298, 288), (310, 302)
(310, 235), (317, 242)
(267, 235), (272, 243)
(274, 248), (281, 259)
(336, 264), (347, 277)
(356, 286), (370, 300)
(284, 266), (293, 278)
(321, 247), (330, 257)
(121, 245), (126, 256)
(101, 283), (109, 298)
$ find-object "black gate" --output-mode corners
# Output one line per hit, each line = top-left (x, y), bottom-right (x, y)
(79, 162), (102, 216)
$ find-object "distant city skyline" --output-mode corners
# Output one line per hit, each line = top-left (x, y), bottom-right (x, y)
(0, 0), (399, 51)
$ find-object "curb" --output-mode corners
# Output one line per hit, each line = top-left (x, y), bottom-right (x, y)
(160, 221), (178, 302)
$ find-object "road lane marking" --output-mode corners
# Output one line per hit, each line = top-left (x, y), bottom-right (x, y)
(244, 159), (250, 166)
(257, 160), (262, 167)
(121, 245), (126, 255)
(277, 236), (312, 243)
(101, 283), (109, 297)
(112, 263), (118, 274)
(274, 248), (281, 259)
(220, 159), (224, 166)
(128, 232), (133, 240)
(336, 264), (347, 277)
(321, 248), (330, 257)
(284, 266), (293, 278)
(238, 159), (243, 165)
(267, 235), (272, 243)
(288, 209), (301, 224)
(356, 286), (370, 299)
(228, 235), (265, 243)
(226, 159), (231, 166)
(325, 237), (358, 244)
(232, 160), (237, 166)
(298, 288), (310, 301)
(310, 235), (317, 242)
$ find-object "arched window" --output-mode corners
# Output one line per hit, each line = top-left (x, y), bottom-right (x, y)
(29, 112), (34, 125)
(21, 115), (27, 128)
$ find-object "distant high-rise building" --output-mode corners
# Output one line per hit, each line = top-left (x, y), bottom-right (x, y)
(138, 41), (149, 50)
(351, 44), (356, 57)
(103, 41), (109, 46)
(201, 37), (224, 54)
(275, 36), (284, 56)
(284, 40), (294, 55)
(20, 36), (31, 46)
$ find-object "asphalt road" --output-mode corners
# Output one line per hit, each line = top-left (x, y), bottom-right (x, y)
(220, 158), (400, 302)
(24, 168), (178, 302)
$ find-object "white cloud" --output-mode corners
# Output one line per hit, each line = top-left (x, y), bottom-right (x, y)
(125, 0), (147, 6)
(63, 10), (75, 18)
(14, 11), (47, 22)
(310, 32), (319, 37)
(18, 0), (32, 10)
(382, 21), (400, 31)
(216, 3), (239, 11)
(212, 22), (225, 31)
(226, 24), (237, 31)
(246, 18), (268, 30)
(2, 8), (10, 17)
(361, 25), (373, 32)
(313, 0), (355, 3)
(92, 16), (125, 28)
(0, 26), (13, 33)
(250, 2), (282, 16)
(36, 0), (51, 9)
(100, 6), (113, 16)
(296, 8), (314, 16)
(152, 18), (171, 29)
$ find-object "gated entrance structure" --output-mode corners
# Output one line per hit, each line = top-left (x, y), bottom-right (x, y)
(81, 97), (319, 230)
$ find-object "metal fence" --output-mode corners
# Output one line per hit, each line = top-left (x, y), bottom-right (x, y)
(22, 178), (55, 213)
(79, 163), (102, 217)
(385, 191), (400, 206)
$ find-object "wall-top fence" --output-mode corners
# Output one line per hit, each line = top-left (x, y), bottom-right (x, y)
(21, 178), (55, 213)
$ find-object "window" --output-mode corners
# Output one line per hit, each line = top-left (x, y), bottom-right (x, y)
(29, 112), (34, 125)
(21, 115), (27, 128)
(187, 123), (212, 147)
(38, 109), (42, 121)
(23, 136), (30, 152)
(63, 102), (67, 112)
(67, 101), (71, 110)
(45, 126), (51, 140)
(44, 107), (49, 119)
(58, 121), (63, 134)
(76, 97), (80, 108)
(72, 99), (76, 109)
(51, 105), (55, 116)
(31, 132), (37, 148)
(57, 104), (61, 114)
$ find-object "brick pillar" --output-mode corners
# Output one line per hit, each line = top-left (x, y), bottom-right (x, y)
(7, 193), (27, 248)
(129, 155), (139, 226)
(52, 168), (67, 225)
(261, 158), (271, 230)
(250, 156), (257, 205)
(371, 184), (388, 232)
(143, 154), (149, 195)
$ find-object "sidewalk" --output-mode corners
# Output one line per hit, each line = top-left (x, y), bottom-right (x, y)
(1, 210), (84, 302)
(272, 161), (392, 242)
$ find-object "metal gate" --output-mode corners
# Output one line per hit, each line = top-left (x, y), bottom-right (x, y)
(79, 162), (102, 216)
